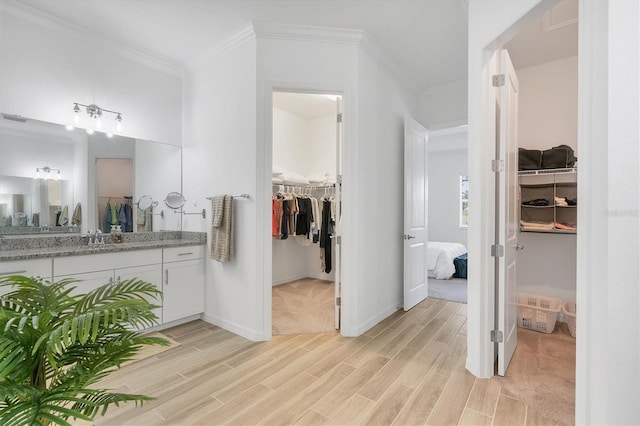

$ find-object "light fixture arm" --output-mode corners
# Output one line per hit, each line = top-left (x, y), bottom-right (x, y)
(74, 102), (122, 118)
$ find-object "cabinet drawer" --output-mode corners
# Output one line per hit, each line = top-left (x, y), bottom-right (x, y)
(163, 245), (205, 263)
(0, 258), (52, 280)
(54, 249), (162, 276)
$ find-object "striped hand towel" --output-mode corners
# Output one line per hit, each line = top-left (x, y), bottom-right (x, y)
(211, 195), (234, 262)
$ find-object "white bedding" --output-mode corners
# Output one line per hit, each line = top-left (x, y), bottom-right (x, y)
(427, 242), (467, 279)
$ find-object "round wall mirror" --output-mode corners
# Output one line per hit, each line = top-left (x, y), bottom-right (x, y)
(137, 195), (155, 210)
(164, 192), (186, 209)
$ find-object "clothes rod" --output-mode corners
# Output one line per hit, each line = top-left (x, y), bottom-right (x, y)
(206, 194), (250, 200)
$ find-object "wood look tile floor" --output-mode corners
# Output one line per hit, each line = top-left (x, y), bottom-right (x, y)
(92, 298), (542, 425)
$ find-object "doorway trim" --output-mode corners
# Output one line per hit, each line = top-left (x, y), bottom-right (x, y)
(261, 81), (351, 341)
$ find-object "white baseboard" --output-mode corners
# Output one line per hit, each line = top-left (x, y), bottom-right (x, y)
(201, 313), (266, 341)
(345, 302), (401, 337)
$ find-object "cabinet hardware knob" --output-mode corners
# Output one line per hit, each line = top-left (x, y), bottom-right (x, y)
(165, 270), (169, 285)
(177, 252), (194, 256)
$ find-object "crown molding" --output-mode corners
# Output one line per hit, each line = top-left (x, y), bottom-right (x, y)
(252, 22), (420, 94)
(187, 23), (257, 69)
(0, 0), (183, 77)
(252, 22), (366, 45)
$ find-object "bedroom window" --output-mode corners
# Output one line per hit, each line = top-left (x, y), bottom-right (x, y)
(459, 175), (469, 229)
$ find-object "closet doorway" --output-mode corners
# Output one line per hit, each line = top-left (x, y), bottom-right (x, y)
(492, 1), (578, 423)
(271, 91), (342, 335)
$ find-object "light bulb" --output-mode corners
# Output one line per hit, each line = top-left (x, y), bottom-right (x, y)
(65, 124), (74, 131)
(115, 113), (123, 132)
(55, 170), (60, 180)
(106, 133), (114, 138)
(86, 129), (94, 135)
(95, 117), (102, 129)
(35, 169), (41, 179)
(45, 169), (50, 180)
(73, 103), (81, 125)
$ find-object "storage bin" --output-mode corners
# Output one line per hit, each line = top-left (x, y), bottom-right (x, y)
(563, 300), (576, 338)
(517, 293), (562, 333)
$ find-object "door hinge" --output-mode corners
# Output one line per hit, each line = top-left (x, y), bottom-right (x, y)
(492, 74), (505, 87)
(337, 113), (343, 123)
(336, 236), (342, 245)
(336, 297), (342, 307)
(491, 244), (504, 257)
(491, 159), (504, 172)
(337, 174), (342, 184)
(491, 329), (504, 343)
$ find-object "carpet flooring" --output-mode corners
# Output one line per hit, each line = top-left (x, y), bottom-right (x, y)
(272, 278), (336, 335)
(493, 322), (576, 426)
(428, 277), (468, 303)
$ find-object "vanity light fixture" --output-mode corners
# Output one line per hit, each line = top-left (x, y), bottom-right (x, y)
(35, 166), (61, 180)
(72, 102), (123, 133)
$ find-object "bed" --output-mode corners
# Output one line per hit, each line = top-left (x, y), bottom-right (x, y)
(427, 242), (468, 279)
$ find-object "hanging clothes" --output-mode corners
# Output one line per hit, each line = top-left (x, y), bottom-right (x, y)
(105, 202), (112, 232)
(110, 202), (119, 228)
(72, 203), (82, 226)
(319, 199), (334, 273)
(124, 201), (133, 232)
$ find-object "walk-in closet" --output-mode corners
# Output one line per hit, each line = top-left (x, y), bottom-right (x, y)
(495, 1), (578, 424)
(271, 91), (341, 335)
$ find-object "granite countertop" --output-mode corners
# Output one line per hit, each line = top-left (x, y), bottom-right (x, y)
(0, 231), (207, 261)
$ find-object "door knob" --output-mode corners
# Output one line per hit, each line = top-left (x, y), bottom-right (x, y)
(515, 244), (524, 251)
(404, 234), (416, 240)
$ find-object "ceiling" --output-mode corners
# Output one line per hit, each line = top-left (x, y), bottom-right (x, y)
(505, 0), (578, 69)
(16, 0), (469, 92)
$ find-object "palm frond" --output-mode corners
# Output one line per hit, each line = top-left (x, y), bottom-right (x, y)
(0, 275), (165, 425)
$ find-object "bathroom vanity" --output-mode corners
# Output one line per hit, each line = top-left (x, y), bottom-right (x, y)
(0, 231), (207, 329)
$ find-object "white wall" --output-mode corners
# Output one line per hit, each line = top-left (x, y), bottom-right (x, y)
(427, 136), (468, 247)
(419, 79), (468, 128)
(0, 4), (182, 145)
(352, 45), (419, 335)
(182, 36), (260, 339)
(517, 56), (578, 153)
(576, 1), (640, 424)
(272, 108), (307, 175)
(515, 55), (578, 308)
(134, 140), (182, 231)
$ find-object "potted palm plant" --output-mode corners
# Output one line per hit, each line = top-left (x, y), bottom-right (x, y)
(0, 275), (169, 425)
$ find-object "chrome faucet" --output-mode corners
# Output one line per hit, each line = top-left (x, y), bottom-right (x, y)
(95, 229), (104, 246)
(87, 229), (104, 247)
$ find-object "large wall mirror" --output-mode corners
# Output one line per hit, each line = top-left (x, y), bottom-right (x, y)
(0, 113), (182, 235)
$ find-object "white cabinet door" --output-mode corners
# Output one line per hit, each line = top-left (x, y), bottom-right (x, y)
(0, 258), (53, 282)
(162, 259), (204, 324)
(116, 264), (163, 324)
(55, 270), (115, 297)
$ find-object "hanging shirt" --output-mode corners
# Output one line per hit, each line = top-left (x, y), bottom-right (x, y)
(105, 202), (112, 232)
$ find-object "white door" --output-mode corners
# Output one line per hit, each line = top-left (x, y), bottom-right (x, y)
(497, 49), (520, 376)
(403, 116), (429, 311)
(334, 96), (343, 329)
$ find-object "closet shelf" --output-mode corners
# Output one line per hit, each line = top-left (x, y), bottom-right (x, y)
(521, 228), (576, 234)
(521, 205), (553, 209)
